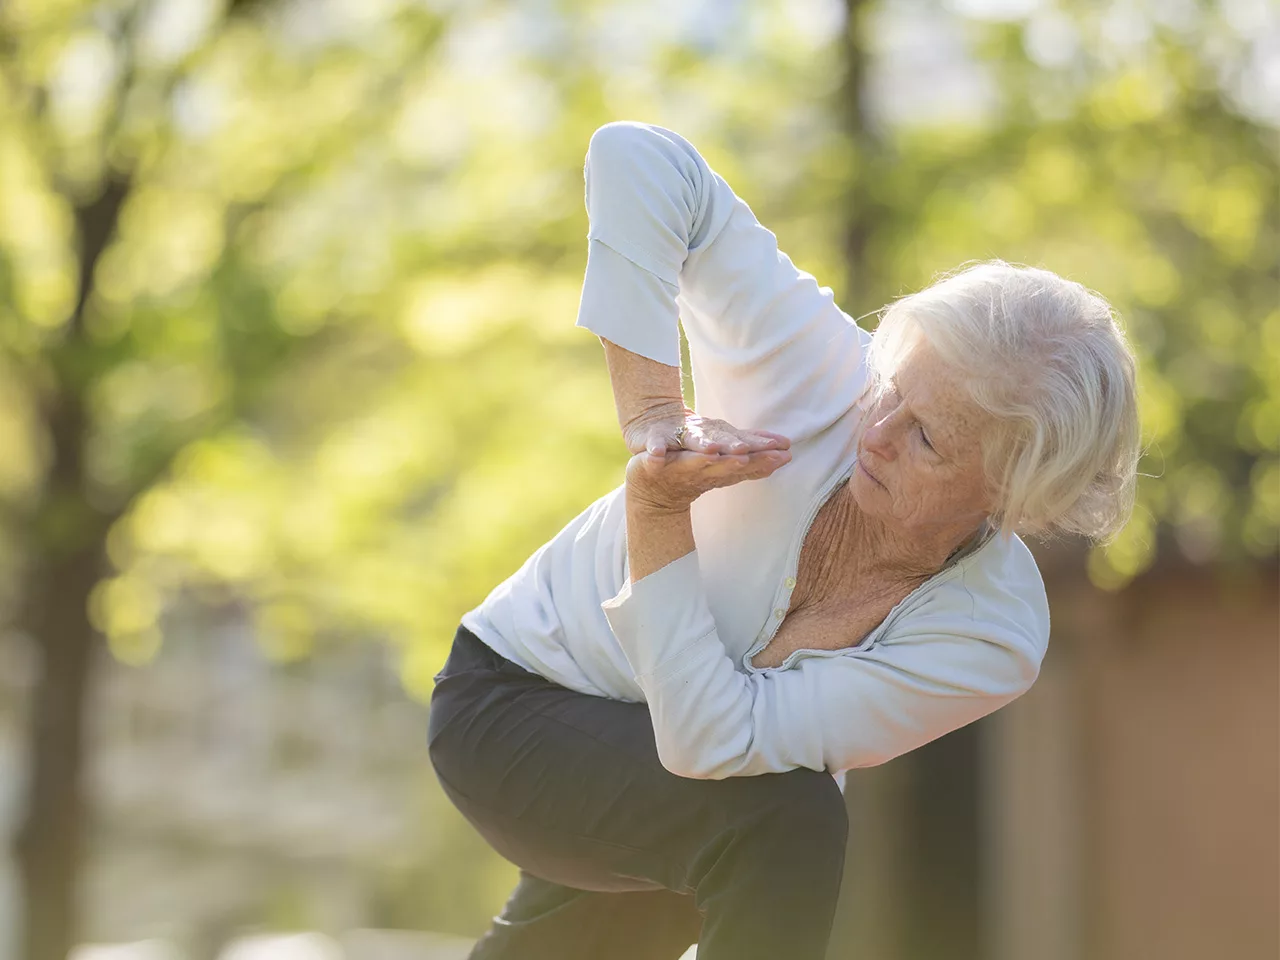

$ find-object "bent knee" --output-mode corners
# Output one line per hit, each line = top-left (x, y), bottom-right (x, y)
(732, 769), (848, 848)
(780, 770), (848, 843)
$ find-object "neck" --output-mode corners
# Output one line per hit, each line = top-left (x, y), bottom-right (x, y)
(838, 485), (984, 584)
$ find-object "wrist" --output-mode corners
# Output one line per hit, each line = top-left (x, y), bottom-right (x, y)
(624, 475), (696, 582)
(624, 476), (692, 516)
(621, 398), (689, 432)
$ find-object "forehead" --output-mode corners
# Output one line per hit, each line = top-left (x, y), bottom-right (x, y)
(893, 342), (988, 445)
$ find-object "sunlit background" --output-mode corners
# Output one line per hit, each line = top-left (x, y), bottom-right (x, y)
(0, 0), (1276, 958)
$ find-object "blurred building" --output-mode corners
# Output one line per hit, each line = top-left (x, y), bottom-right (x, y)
(832, 552), (1280, 960)
(0, 617), (431, 958)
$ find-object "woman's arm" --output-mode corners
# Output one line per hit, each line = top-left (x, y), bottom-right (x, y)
(599, 338), (699, 582)
(599, 336), (792, 463)
(577, 121), (870, 443)
(611, 434), (1048, 780)
(606, 558), (1044, 779)
(599, 338), (684, 437)
(625, 497), (694, 584)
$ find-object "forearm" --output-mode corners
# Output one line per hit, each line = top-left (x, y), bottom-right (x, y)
(625, 494), (696, 583)
(599, 336), (686, 433)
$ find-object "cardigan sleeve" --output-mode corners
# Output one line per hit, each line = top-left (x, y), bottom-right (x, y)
(575, 121), (870, 442)
(600, 550), (1045, 779)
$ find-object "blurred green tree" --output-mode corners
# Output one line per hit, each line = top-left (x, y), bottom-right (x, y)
(0, 0), (577, 954)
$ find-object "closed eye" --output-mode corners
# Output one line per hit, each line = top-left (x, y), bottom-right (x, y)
(918, 424), (937, 453)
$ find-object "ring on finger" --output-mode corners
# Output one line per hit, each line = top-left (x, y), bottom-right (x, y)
(673, 423), (687, 447)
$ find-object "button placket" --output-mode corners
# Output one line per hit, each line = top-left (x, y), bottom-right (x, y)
(773, 575), (797, 621)
(745, 456), (859, 673)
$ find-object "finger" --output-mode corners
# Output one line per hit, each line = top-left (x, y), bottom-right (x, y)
(715, 428), (785, 452)
(740, 434), (783, 452)
(648, 445), (689, 468)
(705, 461), (777, 491)
(755, 454), (792, 477)
(701, 453), (753, 476)
(750, 430), (792, 449)
(686, 430), (722, 454)
(714, 428), (751, 453)
(638, 424), (667, 457)
(663, 450), (718, 470)
(701, 425), (756, 454)
(740, 450), (791, 477)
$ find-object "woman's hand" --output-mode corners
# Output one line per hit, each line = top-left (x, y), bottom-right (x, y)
(624, 444), (793, 513)
(622, 402), (792, 459)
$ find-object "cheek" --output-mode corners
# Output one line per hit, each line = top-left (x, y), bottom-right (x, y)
(904, 475), (949, 515)
(902, 464), (984, 517)
(934, 465), (989, 513)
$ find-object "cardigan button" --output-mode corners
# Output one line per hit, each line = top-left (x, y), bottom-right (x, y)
(774, 608), (786, 619)
(784, 577), (796, 589)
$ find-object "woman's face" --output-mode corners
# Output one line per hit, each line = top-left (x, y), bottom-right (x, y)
(851, 340), (994, 542)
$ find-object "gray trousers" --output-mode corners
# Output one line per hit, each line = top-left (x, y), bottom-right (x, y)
(427, 623), (848, 960)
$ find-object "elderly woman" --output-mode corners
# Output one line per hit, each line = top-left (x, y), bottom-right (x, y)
(427, 121), (1140, 960)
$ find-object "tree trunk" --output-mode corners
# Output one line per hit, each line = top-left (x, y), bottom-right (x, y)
(14, 534), (104, 960)
(13, 174), (129, 960)
(837, 0), (885, 317)
(14, 368), (110, 960)
(829, 9), (988, 959)
(825, 3), (916, 958)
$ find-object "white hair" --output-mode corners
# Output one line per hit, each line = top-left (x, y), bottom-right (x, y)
(865, 260), (1142, 543)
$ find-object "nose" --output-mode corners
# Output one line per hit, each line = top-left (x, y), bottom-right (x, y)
(862, 411), (899, 461)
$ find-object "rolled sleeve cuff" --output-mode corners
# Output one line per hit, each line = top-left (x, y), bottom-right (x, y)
(575, 238), (682, 368)
(601, 550), (719, 680)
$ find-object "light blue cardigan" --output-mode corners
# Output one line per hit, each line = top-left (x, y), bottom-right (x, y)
(461, 121), (1048, 781)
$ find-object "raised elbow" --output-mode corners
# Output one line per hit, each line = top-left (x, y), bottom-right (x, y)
(1008, 642), (1042, 693)
(586, 121), (653, 168)
(656, 746), (714, 780)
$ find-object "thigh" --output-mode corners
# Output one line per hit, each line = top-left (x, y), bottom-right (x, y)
(428, 632), (837, 896)
(469, 869), (701, 960)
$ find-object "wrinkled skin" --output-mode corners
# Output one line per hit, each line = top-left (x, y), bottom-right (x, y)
(851, 341), (993, 554)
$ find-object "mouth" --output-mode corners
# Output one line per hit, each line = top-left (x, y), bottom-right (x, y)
(855, 459), (885, 489)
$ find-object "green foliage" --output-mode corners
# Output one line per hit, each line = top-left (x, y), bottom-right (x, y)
(0, 0), (1274, 676)
(0, 0), (1272, 704)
